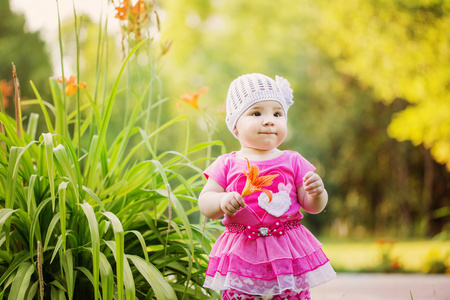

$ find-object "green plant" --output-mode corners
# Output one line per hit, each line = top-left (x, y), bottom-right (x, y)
(422, 248), (450, 274)
(374, 239), (401, 273)
(0, 1), (222, 299)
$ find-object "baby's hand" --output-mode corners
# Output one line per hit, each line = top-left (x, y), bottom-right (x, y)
(303, 171), (325, 198)
(220, 192), (246, 216)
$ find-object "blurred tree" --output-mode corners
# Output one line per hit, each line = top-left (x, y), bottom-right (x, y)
(0, 0), (52, 116)
(298, 61), (426, 237)
(306, 0), (450, 236)
(308, 0), (450, 169)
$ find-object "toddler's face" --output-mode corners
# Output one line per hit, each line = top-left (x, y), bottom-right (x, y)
(233, 100), (287, 151)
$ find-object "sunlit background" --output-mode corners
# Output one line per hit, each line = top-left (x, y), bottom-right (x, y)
(2, 0), (450, 274)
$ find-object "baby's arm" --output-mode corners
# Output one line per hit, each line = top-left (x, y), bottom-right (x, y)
(297, 171), (328, 214)
(198, 178), (246, 219)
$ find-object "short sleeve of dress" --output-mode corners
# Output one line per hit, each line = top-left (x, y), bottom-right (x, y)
(294, 152), (316, 188)
(204, 155), (229, 188)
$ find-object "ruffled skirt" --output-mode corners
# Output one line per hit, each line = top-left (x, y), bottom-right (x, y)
(204, 221), (336, 295)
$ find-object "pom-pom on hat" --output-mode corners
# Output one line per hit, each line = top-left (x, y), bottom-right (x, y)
(225, 73), (294, 137)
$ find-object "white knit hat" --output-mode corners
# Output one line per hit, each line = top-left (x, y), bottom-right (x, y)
(225, 73), (294, 136)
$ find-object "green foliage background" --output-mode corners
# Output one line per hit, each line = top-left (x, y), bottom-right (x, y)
(157, 0), (450, 238)
(3, 0), (448, 241)
(1, 3), (450, 299)
(0, 0), (52, 116)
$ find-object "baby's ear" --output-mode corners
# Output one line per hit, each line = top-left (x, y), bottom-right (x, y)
(233, 127), (239, 137)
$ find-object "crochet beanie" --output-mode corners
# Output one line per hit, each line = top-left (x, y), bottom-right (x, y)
(225, 73), (294, 136)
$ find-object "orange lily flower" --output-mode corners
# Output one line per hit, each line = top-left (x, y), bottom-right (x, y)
(178, 86), (209, 109)
(241, 158), (279, 203)
(57, 76), (87, 96)
(115, 0), (147, 20)
(0, 79), (13, 109)
(114, 0), (148, 33)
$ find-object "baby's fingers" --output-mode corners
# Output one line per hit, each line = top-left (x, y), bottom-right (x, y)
(303, 173), (324, 192)
(221, 193), (245, 216)
(303, 172), (318, 186)
(222, 202), (237, 216)
(307, 185), (324, 196)
(223, 205), (237, 216)
(305, 179), (322, 191)
(235, 194), (246, 209)
(303, 171), (317, 184)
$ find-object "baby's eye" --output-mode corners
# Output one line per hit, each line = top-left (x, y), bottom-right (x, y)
(252, 112), (261, 116)
(274, 112), (282, 117)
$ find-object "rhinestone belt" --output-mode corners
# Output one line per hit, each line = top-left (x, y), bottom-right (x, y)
(225, 220), (301, 239)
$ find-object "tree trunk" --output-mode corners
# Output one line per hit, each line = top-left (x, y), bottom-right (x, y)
(422, 146), (450, 236)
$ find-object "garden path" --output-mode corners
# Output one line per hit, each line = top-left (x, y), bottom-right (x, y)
(311, 273), (450, 300)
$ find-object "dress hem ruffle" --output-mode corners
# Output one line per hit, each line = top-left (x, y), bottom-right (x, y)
(204, 261), (336, 295)
(204, 222), (336, 295)
(206, 247), (330, 281)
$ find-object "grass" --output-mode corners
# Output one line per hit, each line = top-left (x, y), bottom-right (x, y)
(321, 239), (450, 273)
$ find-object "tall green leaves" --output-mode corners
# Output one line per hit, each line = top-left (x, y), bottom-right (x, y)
(0, 1), (218, 299)
(85, 39), (148, 190)
(80, 202), (100, 300)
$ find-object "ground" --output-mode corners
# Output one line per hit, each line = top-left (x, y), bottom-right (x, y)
(311, 273), (450, 300)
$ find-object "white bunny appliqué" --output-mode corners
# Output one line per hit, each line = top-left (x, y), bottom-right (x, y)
(258, 183), (292, 217)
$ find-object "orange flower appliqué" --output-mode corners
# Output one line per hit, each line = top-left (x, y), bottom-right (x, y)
(57, 76), (87, 96)
(178, 86), (209, 109)
(241, 158), (279, 203)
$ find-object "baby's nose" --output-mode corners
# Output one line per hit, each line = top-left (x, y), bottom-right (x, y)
(263, 118), (275, 126)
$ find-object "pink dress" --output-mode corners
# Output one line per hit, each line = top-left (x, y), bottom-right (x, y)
(203, 151), (336, 296)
